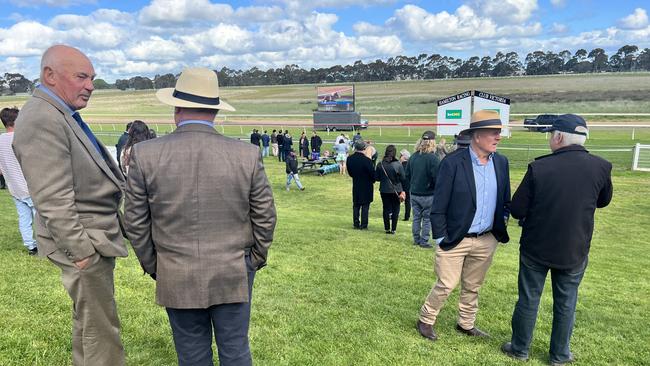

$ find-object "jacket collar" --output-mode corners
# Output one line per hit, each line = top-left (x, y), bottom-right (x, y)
(173, 122), (218, 134)
(535, 144), (588, 161)
(32, 88), (124, 189)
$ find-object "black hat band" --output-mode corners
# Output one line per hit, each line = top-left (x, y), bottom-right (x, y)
(469, 119), (502, 129)
(173, 90), (220, 105)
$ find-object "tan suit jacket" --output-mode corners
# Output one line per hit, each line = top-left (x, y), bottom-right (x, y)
(124, 123), (276, 309)
(12, 88), (128, 261)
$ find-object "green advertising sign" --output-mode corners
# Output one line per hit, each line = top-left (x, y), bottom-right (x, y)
(446, 110), (462, 119)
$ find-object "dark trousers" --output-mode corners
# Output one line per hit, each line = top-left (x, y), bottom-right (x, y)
(510, 254), (587, 364)
(278, 145), (283, 161)
(403, 191), (411, 220)
(353, 203), (369, 229)
(166, 268), (256, 366)
(0, 174), (5, 189)
(380, 192), (400, 231)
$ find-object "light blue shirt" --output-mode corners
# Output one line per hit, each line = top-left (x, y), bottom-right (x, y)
(333, 143), (348, 154)
(467, 146), (497, 234)
(177, 120), (215, 128)
(38, 85), (75, 114)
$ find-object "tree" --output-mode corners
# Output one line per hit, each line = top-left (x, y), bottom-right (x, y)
(637, 48), (650, 71)
(93, 79), (111, 89)
(478, 56), (492, 76)
(153, 73), (176, 89)
(525, 51), (546, 75)
(128, 76), (153, 90)
(3, 73), (33, 94)
(588, 48), (608, 72)
(612, 45), (639, 71)
(115, 79), (129, 90)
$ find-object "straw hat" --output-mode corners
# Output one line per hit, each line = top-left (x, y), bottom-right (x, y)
(156, 67), (235, 111)
(459, 110), (502, 135)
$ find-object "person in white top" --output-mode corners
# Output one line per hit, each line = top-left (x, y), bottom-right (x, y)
(0, 107), (37, 255)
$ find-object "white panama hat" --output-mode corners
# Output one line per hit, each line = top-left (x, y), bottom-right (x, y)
(155, 67), (235, 111)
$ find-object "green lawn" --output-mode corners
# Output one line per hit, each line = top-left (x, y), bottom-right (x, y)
(0, 151), (648, 365)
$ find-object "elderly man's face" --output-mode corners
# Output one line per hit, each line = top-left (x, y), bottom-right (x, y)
(53, 56), (96, 110)
(472, 128), (502, 155)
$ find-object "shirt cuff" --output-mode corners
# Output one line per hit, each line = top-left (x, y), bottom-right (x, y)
(435, 237), (444, 245)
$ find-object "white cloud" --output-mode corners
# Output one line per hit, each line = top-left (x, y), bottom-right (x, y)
(353, 21), (383, 35)
(0, 56), (27, 75)
(180, 24), (254, 55)
(0, 21), (58, 57)
(551, 22), (569, 34)
(126, 37), (184, 61)
(138, 0), (234, 25)
(474, 0), (538, 24)
(550, 0), (565, 8)
(233, 6), (284, 23)
(387, 5), (499, 41)
(619, 8), (648, 30)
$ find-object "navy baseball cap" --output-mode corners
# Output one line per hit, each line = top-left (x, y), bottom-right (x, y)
(541, 114), (588, 136)
(421, 130), (436, 140)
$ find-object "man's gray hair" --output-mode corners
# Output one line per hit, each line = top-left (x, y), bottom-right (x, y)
(554, 130), (586, 147)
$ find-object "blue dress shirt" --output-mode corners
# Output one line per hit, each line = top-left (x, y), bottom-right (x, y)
(177, 120), (215, 128)
(468, 146), (497, 234)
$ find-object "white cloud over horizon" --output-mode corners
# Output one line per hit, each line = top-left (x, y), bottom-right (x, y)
(0, 1), (648, 82)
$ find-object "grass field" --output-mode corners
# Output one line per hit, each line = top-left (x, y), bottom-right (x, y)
(3, 73), (650, 123)
(0, 155), (648, 365)
(0, 75), (649, 365)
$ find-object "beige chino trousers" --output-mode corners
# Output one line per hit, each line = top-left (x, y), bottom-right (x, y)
(48, 250), (125, 366)
(419, 233), (498, 330)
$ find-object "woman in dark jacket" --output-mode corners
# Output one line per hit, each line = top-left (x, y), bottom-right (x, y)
(375, 145), (407, 234)
(299, 132), (310, 158)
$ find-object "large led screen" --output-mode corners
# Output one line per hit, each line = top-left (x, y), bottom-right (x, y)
(317, 85), (355, 112)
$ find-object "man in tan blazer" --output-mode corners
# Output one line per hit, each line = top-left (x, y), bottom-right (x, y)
(124, 67), (276, 366)
(12, 45), (127, 365)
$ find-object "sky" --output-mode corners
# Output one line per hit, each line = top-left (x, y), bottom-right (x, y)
(0, 0), (649, 82)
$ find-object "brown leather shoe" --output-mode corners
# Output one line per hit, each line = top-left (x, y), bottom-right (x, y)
(456, 324), (489, 337)
(416, 320), (438, 341)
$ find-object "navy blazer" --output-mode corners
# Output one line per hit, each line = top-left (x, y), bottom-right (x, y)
(431, 148), (511, 250)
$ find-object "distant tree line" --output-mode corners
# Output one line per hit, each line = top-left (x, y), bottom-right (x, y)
(1, 45), (650, 95)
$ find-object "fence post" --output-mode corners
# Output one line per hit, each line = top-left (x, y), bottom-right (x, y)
(379, 127), (382, 137)
(408, 126), (411, 137)
(112, 124), (116, 131)
(632, 143), (640, 170)
(240, 126), (243, 135)
(526, 145), (530, 163)
(632, 128), (635, 140)
(221, 125), (225, 134)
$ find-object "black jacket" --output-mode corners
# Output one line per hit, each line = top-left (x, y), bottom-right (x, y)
(311, 135), (322, 152)
(511, 145), (613, 269)
(347, 152), (375, 204)
(375, 159), (406, 194)
(283, 136), (293, 151)
(431, 148), (511, 250)
(250, 132), (261, 146)
(285, 156), (299, 174)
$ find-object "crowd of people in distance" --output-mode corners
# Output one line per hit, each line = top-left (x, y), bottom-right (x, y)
(0, 43), (614, 366)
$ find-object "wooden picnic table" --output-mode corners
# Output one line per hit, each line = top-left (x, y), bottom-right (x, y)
(298, 157), (336, 173)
